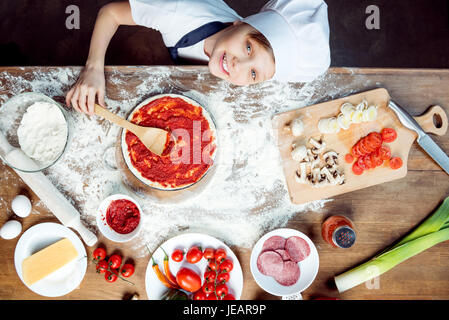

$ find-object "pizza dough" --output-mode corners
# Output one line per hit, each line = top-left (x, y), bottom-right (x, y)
(17, 101), (67, 164)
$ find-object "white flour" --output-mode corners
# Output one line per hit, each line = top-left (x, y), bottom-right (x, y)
(0, 67), (373, 257)
(17, 101), (67, 164)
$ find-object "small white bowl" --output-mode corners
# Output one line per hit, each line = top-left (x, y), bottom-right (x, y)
(96, 194), (143, 242)
(250, 228), (319, 297)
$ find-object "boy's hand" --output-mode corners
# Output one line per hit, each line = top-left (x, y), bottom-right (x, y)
(66, 65), (106, 115)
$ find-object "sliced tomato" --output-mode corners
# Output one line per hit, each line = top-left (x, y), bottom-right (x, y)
(351, 144), (361, 158)
(357, 140), (370, 155)
(368, 132), (383, 148)
(363, 154), (373, 169)
(357, 156), (367, 170)
(379, 146), (391, 160)
(372, 150), (383, 167)
(345, 153), (355, 164)
(364, 137), (377, 153)
(389, 157), (403, 169)
(352, 162), (364, 175)
(381, 128), (397, 143)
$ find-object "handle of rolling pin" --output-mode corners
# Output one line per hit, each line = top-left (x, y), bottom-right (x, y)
(69, 219), (98, 247)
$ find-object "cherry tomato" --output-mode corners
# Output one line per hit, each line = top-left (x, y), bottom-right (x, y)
(96, 260), (108, 273)
(193, 290), (207, 300)
(222, 294), (235, 300)
(345, 153), (354, 164)
(92, 247), (107, 261)
(202, 282), (215, 295)
(204, 270), (216, 283)
(203, 248), (215, 260)
(368, 132), (383, 148)
(219, 259), (233, 273)
(363, 154), (373, 169)
(215, 283), (229, 298)
(176, 267), (202, 292)
(389, 157), (403, 170)
(214, 248), (227, 263)
(379, 145), (391, 160)
(208, 259), (218, 271)
(207, 293), (218, 300)
(352, 162), (364, 175)
(108, 254), (122, 269)
(362, 138), (375, 153)
(372, 149), (383, 167)
(120, 263), (135, 277)
(358, 139), (371, 155)
(217, 272), (230, 284)
(105, 270), (118, 283)
(186, 246), (203, 264)
(381, 128), (397, 143)
(171, 249), (184, 262)
(357, 157), (367, 170)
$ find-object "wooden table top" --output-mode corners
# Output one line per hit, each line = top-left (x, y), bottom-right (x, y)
(1, 66), (449, 300)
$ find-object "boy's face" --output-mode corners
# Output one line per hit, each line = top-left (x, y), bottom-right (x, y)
(207, 21), (275, 86)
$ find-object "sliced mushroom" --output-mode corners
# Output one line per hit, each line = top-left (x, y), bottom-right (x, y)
(320, 166), (336, 185)
(323, 151), (338, 165)
(295, 162), (309, 184)
(291, 145), (307, 162)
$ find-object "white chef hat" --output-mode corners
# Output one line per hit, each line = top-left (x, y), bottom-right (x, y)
(242, 0), (330, 83)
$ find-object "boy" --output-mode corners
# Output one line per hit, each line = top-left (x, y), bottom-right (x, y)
(66, 0), (330, 114)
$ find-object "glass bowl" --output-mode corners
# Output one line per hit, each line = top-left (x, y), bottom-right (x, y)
(0, 92), (70, 172)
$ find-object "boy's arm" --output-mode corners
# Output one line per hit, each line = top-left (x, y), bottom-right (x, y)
(66, 1), (136, 115)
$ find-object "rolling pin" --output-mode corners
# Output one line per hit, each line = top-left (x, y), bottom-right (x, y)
(0, 132), (98, 246)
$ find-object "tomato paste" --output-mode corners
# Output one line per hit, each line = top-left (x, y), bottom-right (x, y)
(125, 96), (216, 188)
(106, 199), (140, 234)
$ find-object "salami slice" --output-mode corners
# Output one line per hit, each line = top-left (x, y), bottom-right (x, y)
(275, 249), (291, 261)
(285, 236), (310, 262)
(257, 251), (284, 276)
(274, 261), (300, 286)
(262, 236), (286, 252)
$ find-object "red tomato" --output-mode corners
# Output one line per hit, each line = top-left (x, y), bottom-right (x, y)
(345, 153), (354, 164)
(357, 140), (370, 155)
(108, 254), (122, 269)
(203, 248), (215, 260)
(222, 294), (236, 300)
(186, 246), (203, 264)
(120, 263), (135, 277)
(204, 270), (216, 283)
(389, 157), (403, 170)
(202, 282), (215, 295)
(362, 138), (375, 153)
(214, 248), (227, 263)
(368, 132), (383, 148)
(208, 259), (218, 271)
(381, 128), (397, 143)
(105, 270), (118, 283)
(363, 154), (373, 169)
(193, 290), (207, 300)
(176, 267), (202, 292)
(217, 272), (230, 284)
(96, 260), (108, 274)
(93, 247), (107, 261)
(216, 283), (229, 298)
(357, 157), (367, 170)
(352, 144), (362, 158)
(171, 249), (184, 262)
(352, 162), (364, 175)
(372, 149), (384, 167)
(207, 293), (218, 300)
(219, 259), (234, 273)
(379, 146), (391, 160)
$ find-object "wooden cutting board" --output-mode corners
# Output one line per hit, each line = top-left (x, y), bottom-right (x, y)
(272, 88), (448, 204)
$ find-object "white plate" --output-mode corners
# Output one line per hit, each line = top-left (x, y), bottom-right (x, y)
(96, 194), (143, 242)
(145, 233), (243, 300)
(250, 228), (319, 297)
(14, 222), (87, 297)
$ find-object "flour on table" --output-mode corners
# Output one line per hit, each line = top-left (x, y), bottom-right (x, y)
(0, 67), (373, 257)
(17, 101), (67, 164)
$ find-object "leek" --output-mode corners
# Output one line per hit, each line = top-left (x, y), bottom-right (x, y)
(334, 196), (449, 293)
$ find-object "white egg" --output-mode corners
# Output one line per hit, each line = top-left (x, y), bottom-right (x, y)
(0, 220), (22, 240)
(11, 195), (32, 218)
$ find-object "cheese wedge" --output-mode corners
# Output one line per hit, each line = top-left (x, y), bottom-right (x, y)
(22, 238), (78, 286)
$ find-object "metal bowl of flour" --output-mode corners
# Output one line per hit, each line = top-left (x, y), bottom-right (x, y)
(0, 92), (70, 172)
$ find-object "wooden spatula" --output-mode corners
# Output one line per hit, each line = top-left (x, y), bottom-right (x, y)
(94, 104), (169, 156)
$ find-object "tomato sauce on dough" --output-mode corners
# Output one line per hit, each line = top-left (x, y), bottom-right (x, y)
(125, 96), (216, 189)
(106, 199), (140, 234)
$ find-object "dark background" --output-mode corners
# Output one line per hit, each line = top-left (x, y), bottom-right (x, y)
(0, 0), (448, 67)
